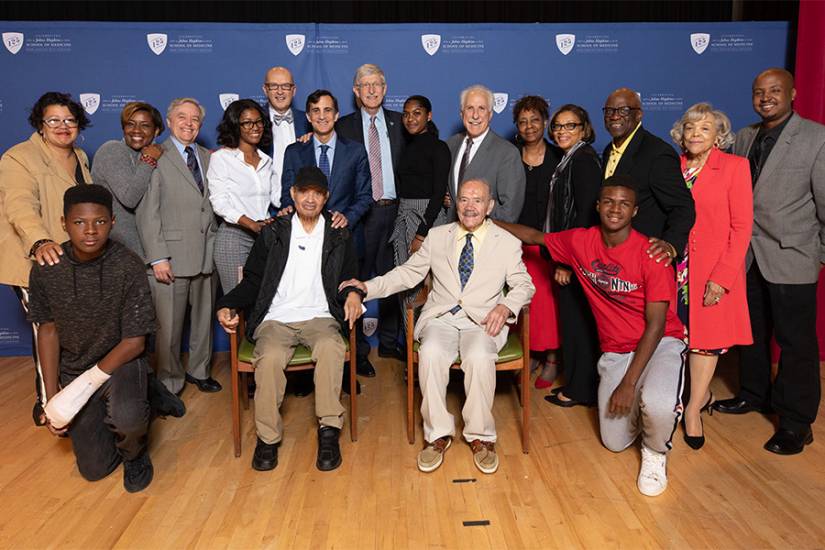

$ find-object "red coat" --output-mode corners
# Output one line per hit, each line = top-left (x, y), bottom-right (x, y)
(682, 148), (753, 349)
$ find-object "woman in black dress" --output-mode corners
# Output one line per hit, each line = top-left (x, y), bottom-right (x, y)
(543, 104), (603, 408)
(513, 96), (562, 389)
(390, 95), (451, 330)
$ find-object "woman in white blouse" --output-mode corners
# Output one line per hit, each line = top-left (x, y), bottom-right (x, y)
(208, 99), (280, 292)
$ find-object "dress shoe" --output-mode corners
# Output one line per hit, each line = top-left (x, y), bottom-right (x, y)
(148, 374), (186, 418)
(764, 428), (813, 455)
(712, 396), (770, 415)
(317, 426), (342, 471)
(356, 358), (376, 377)
(544, 392), (593, 408)
(185, 373), (222, 393)
(378, 345), (405, 361)
(682, 392), (713, 450)
(252, 438), (279, 471)
(341, 366), (362, 395)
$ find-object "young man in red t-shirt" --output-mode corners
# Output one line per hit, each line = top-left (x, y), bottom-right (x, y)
(496, 175), (686, 497)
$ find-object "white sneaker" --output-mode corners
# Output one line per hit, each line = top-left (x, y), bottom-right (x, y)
(637, 445), (668, 497)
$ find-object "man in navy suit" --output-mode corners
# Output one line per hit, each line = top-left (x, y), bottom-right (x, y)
(336, 64), (406, 373)
(262, 66), (311, 182)
(282, 91), (372, 385)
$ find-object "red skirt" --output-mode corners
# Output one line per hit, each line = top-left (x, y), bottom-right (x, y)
(522, 245), (560, 351)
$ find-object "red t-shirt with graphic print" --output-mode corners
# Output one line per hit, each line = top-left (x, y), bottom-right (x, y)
(545, 227), (685, 353)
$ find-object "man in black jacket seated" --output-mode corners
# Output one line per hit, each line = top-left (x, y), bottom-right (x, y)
(216, 166), (365, 472)
(601, 88), (695, 264)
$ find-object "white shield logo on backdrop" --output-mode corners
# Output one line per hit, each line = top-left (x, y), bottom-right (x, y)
(363, 317), (378, 337)
(421, 34), (441, 56)
(493, 93), (509, 115)
(555, 34), (575, 56)
(79, 93), (100, 115)
(146, 33), (167, 55)
(690, 33), (710, 55)
(2, 32), (24, 55)
(286, 34), (305, 56)
(219, 93), (239, 111)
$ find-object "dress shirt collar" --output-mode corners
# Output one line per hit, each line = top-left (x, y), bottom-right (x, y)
(456, 218), (490, 246)
(225, 146), (272, 169)
(269, 105), (294, 122)
(170, 135), (197, 158)
(465, 127), (490, 147)
(313, 132), (337, 152)
(361, 107), (385, 125)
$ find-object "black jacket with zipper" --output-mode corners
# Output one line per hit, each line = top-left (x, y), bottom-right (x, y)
(216, 214), (361, 343)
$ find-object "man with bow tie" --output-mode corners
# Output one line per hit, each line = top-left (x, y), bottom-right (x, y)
(262, 66), (311, 182)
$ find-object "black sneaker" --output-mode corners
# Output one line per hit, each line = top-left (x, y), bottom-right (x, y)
(317, 426), (342, 471)
(252, 438), (279, 471)
(148, 374), (186, 418)
(123, 452), (154, 493)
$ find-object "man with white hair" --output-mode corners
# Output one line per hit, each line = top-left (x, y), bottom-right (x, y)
(444, 85), (526, 223)
(337, 63), (407, 371)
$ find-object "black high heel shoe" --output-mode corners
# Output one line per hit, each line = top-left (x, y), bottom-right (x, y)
(682, 392), (714, 450)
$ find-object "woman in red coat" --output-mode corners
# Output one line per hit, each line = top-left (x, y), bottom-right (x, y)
(670, 103), (753, 449)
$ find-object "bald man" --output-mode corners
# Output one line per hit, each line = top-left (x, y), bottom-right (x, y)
(262, 67), (311, 180)
(601, 88), (695, 264)
(713, 68), (825, 456)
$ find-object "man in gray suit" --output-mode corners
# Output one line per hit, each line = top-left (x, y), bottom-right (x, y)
(444, 85), (525, 223)
(136, 98), (220, 395)
(714, 68), (825, 455)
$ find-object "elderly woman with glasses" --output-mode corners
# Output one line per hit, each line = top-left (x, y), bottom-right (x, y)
(670, 102), (753, 450)
(0, 91), (92, 425)
(92, 101), (165, 259)
(207, 98), (278, 292)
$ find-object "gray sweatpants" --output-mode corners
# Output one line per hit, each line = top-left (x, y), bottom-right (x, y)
(597, 336), (686, 454)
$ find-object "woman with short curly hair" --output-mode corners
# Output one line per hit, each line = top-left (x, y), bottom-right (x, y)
(670, 102), (753, 449)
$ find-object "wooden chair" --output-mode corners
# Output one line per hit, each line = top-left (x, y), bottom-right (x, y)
(229, 314), (357, 457)
(405, 287), (531, 453)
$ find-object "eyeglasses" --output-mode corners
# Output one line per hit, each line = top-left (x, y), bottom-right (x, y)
(43, 117), (79, 128)
(551, 122), (584, 132)
(357, 82), (385, 90)
(239, 119), (265, 129)
(602, 107), (640, 118)
(264, 83), (295, 92)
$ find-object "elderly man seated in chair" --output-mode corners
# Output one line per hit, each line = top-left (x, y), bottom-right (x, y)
(216, 166), (364, 473)
(340, 179), (534, 474)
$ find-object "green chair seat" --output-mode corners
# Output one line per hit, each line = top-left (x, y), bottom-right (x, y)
(411, 331), (523, 364)
(238, 336), (350, 365)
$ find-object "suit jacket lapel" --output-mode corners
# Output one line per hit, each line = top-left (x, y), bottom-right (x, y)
(755, 114), (799, 193)
(164, 139), (200, 192)
(614, 127), (644, 175)
(445, 223), (460, 288)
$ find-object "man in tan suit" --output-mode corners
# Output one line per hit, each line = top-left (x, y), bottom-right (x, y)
(136, 97), (219, 395)
(341, 179), (534, 474)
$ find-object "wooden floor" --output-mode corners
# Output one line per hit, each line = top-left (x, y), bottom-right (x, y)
(1, 352), (825, 550)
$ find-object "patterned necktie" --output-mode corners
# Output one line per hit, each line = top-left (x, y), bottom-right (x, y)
(458, 233), (474, 290)
(318, 144), (331, 179)
(272, 111), (293, 126)
(457, 136), (473, 191)
(368, 115), (384, 201)
(184, 146), (204, 194)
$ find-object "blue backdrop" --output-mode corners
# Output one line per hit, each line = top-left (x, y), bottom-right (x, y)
(0, 21), (787, 355)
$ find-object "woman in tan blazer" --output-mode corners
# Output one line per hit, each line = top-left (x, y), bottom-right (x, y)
(0, 92), (91, 425)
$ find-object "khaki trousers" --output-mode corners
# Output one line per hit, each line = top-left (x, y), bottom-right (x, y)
(252, 318), (346, 444)
(417, 310), (508, 444)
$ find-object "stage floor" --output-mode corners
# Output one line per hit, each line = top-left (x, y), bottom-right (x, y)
(1, 352), (824, 549)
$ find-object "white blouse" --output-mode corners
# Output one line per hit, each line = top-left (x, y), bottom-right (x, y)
(207, 147), (281, 224)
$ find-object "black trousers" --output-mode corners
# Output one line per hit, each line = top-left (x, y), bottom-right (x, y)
(739, 260), (821, 433)
(63, 359), (151, 481)
(357, 201), (400, 359)
(557, 278), (601, 403)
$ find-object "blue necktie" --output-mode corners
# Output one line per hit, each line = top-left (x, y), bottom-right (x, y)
(318, 144), (330, 179)
(459, 233), (474, 289)
(185, 146), (204, 194)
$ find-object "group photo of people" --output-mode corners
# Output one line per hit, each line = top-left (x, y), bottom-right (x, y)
(2, 57), (824, 507)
